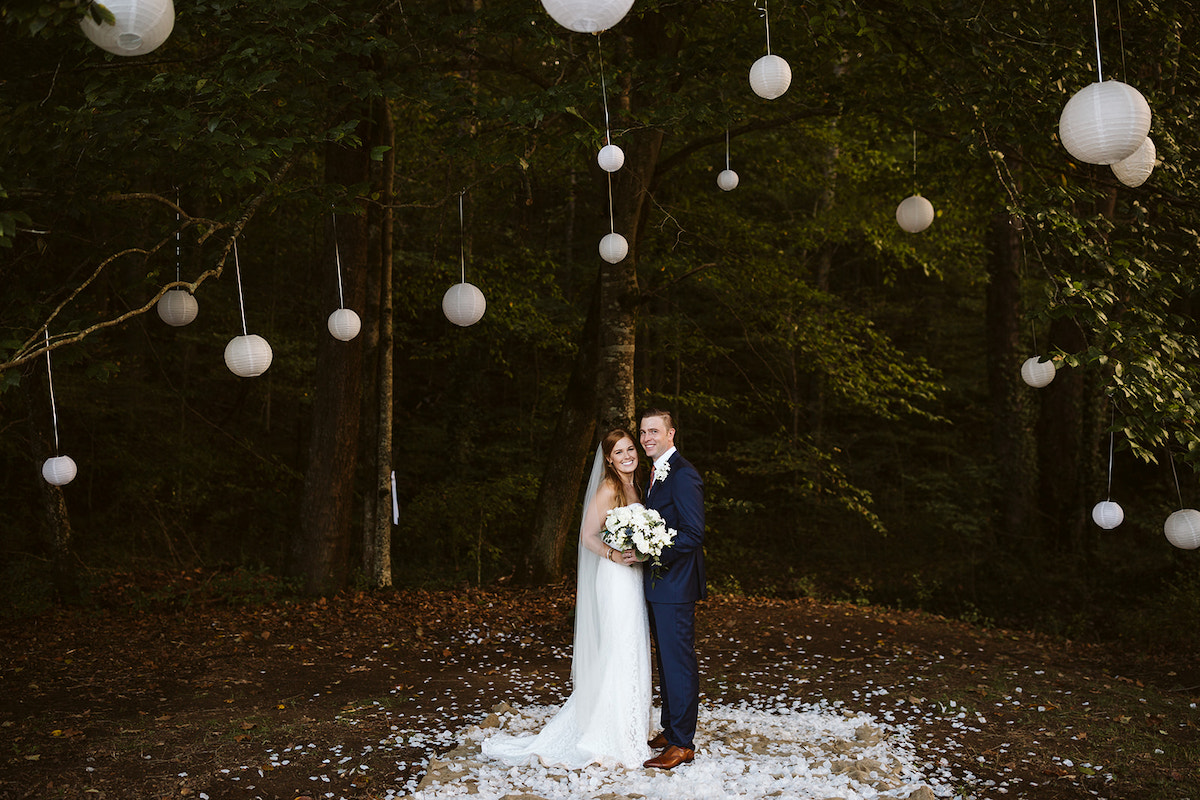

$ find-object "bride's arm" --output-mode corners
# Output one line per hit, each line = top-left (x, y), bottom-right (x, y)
(580, 482), (621, 561)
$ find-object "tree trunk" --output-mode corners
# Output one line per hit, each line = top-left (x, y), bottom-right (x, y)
(1036, 318), (1095, 554)
(293, 140), (370, 596)
(524, 281), (602, 584)
(985, 211), (1037, 551)
(363, 99), (396, 589)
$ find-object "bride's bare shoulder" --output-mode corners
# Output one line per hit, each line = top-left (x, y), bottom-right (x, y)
(591, 479), (620, 510)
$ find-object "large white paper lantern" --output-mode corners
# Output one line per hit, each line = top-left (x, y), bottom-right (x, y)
(539, 0), (634, 32)
(1164, 509), (1200, 550)
(42, 455), (78, 487)
(80, 0), (174, 56)
(717, 169), (739, 191)
(749, 54), (791, 100)
(896, 195), (934, 233)
(1020, 356), (1056, 388)
(597, 144), (625, 173)
(224, 333), (273, 377)
(156, 288), (198, 327)
(1091, 500), (1124, 530)
(327, 308), (361, 342)
(1058, 81), (1152, 165)
(1111, 136), (1156, 187)
(599, 232), (628, 264)
(442, 282), (486, 327)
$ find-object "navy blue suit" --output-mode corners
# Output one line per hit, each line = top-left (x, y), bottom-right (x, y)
(643, 451), (705, 750)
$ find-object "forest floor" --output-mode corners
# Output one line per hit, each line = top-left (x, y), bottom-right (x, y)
(1, 571), (1199, 800)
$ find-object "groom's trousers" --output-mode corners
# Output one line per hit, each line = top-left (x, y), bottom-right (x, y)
(647, 600), (699, 750)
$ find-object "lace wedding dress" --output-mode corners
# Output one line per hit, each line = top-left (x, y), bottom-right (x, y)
(481, 458), (652, 770)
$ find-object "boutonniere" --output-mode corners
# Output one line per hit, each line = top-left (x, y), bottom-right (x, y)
(653, 461), (671, 482)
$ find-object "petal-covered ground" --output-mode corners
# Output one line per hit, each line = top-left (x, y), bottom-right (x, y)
(1, 581), (1197, 799)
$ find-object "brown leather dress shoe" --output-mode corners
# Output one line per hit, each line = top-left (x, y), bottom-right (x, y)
(643, 745), (695, 770)
(647, 732), (670, 749)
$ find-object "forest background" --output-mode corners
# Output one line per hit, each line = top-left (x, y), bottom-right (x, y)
(2, 0), (1199, 653)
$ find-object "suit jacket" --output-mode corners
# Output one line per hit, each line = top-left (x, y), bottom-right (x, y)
(643, 451), (706, 604)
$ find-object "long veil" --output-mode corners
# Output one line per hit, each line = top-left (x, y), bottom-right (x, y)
(571, 444), (605, 726)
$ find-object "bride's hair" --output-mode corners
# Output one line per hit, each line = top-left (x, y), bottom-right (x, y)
(601, 427), (642, 504)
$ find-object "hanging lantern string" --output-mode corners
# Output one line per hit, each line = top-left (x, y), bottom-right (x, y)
(606, 172), (616, 233)
(43, 328), (62, 455)
(596, 34), (612, 145)
(756, 1), (772, 55)
(725, 128), (731, 170)
(1105, 403), (1115, 500)
(233, 238), (249, 336)
(1091, 0), (1104, 82)
(458, 190), (467, 284)
(1030, 321), (1039, 354)
(1116, 0), (1126, 79)
(175, 188), (181, 283)
(331, 206), (346, 309)
(911, 129), (918, 192)
(1169, 447), (1185, 509)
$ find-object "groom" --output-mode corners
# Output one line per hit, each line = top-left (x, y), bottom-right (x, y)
(638, 408), (705, 770)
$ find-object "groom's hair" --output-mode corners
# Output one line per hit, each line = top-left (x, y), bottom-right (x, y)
(639, 407), (675, 431)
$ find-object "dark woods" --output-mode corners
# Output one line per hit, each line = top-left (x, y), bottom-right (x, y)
(2, 1), (1199, 654)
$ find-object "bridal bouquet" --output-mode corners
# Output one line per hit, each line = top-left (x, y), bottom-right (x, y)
(602, 505), (676, 572)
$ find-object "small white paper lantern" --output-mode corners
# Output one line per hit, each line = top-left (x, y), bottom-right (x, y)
(597, 144), (625, 173)
(749, 54), (792, 100)
(442, 282), (486, 327)
(327, 308), (361, 342)
(717, 169), (739, 191)
(1058, 80), (1152, 165)
(1020, 356), (1056, 388)
(1164, 509), (1200, 550)
(599, 232), (628, 264)
(896, 195), (934, 233)
(1091, 500), (1124, 530)
(539, 0), (634, 32)
(80, 0), (175, 56)
(1111, 136), (1156, 187)
(42, 455), (78, 486)
(224, 333), (273, 377)
(156, 288), (198, 327)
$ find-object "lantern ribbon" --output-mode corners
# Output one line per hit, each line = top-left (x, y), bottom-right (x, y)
(233, 239), (249, 336)
(44, 328), (62, 455)
(331, 207), (346, 309)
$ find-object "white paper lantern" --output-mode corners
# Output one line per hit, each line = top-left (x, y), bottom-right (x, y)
(1164, 509), (1200, 550)
(80, 0), (174, 56)
(156, 288), (198, 327)
(599, 232), (628, 264)
(327, 308), (361, 342)
(717, 169), (739, 191)
(1111, 136), (1156, 187)
(1020, 356), (1056, 388)
(1058, 80), (1152, 165)
(749, 54), (791, 100)
(42, 455), (78, 486)
(224, 333), (273, 377)
(442, 282), (486, 327)
(597, 144), (625, 173)
(539, 0), (634, 32)
(1091, 500), (1124, 530)
(896, 195), (934, 233)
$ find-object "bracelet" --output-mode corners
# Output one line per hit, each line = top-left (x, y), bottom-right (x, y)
(608, 547), (615, 562)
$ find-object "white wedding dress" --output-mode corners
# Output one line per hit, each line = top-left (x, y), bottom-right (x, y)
(482, 454), (652, 770)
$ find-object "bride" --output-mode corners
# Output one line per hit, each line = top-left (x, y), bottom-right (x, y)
(481, 428), (652, 769)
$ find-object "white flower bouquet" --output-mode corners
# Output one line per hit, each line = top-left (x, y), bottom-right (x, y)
(602, 505), (676, 572)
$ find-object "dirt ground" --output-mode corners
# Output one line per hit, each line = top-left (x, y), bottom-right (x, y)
(2, 573), (1198, 799)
